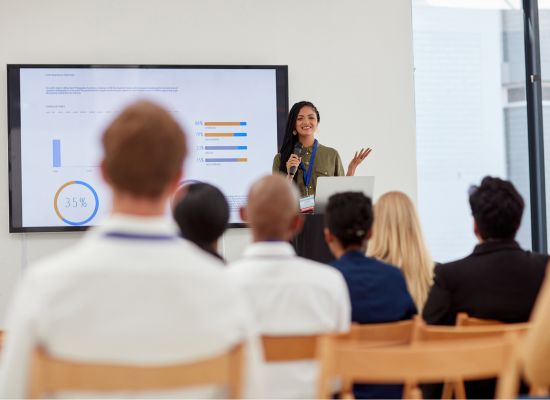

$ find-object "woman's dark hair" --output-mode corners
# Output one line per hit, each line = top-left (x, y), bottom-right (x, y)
(278, 101), (320, 174)
(324, 192), (373, 248)
(468, 176), (524, 240)
(173, 183), (229, 260)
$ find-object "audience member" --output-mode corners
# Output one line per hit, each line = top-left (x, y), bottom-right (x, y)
(0, 101), (263, 398)
(228, 175), (350, 399)
(324, 191), (417, 399)
(367, 191), (434, 313)
(173, 182), (229, 261)
(423, 176), (548, 399)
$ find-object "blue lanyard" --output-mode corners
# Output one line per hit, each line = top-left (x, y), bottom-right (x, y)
(104, 232), (178, 241)
(300, 139), (318, 188)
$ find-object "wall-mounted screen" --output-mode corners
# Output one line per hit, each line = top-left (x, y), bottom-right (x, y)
(7, 64), (288, 232)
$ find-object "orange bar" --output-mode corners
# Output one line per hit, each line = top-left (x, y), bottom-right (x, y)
(204, 122), (243, 126)
(236, 158), (248, 162)
(205, 133), (236, 137)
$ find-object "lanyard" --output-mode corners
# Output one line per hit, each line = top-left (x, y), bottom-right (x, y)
(104, 232), (178, 241)
(300, 139), (318, 189)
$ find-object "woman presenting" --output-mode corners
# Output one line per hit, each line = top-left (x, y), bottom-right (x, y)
(272, 101), (371, 197)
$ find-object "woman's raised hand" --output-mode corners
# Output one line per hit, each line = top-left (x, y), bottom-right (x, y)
(346, 147), (372, 176)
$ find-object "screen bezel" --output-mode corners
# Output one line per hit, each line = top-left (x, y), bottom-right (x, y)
(7, 64), (289, 232)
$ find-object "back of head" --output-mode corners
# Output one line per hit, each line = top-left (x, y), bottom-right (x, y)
(246, 175), (299, 241)
(469, 176), (524, 240)
(173, 182), (229, 246)
(367, 191), (433, 311)
(102, 101), (187, 198)
(325, 192), (373, 248)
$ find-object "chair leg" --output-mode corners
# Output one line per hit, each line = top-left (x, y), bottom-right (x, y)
(441, 380), (453, 399)
(410, 386), (423, 399)
(454, 380), (466, 400)
(403, 381), (416, 399)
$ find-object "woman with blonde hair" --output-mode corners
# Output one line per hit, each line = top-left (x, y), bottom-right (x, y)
(367, 191), (434, 312)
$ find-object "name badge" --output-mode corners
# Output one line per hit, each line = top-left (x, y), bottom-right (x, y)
(299, 195), (315, 213)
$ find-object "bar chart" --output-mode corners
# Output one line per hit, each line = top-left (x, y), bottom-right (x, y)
(204, 133), (247, 137)
(196, 120), (249, 165)
(52, 139), (61, 168)
(50, 138), (100, 169)
(204, 121), (247, 126)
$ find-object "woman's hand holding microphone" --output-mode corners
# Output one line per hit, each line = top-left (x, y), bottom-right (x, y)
(286, 154), (302, 179)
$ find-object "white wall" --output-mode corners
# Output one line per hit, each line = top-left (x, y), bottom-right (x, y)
(0, 0), (417, 324)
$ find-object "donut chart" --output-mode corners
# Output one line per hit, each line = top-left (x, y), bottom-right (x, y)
(53, 181), (99, 226)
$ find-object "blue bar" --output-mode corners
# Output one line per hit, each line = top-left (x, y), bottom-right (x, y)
(234, 132), (247, 137)
(205, 158), (247, 163)
(240, 122), (247, 126)
(52, 140), (61, 167)
(205, 146), (247, 150)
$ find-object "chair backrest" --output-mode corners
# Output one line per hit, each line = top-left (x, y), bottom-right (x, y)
(317, 333), (520, 399)
(413, 321), (531, 342)
(412, 320), (530, 399)
(456, 312), (503, 326)
(348, 319), (417, 346)
(28, 343), (244, 399)
(261, 335), (319, 362)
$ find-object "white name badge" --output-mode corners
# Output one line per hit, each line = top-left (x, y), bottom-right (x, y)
(299, 195), (315, 213)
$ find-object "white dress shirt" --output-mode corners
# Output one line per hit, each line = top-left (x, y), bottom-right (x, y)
(0, 214), (264, 398)
(228, 241), (351, 399)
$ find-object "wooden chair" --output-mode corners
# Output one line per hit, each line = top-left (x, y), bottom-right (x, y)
(413, 320), (531, 342)
(453, 314), (549, 396)
(261, 321), (418, 396)
(456, 312), (503, 326)
(28, 343), (244, 399)
(261, 334), (319, 362)
(348, 319), (417, 346)
(317, 333), (520, 400)
(413, 320), (530, 399)
(341, 319), (422, 395)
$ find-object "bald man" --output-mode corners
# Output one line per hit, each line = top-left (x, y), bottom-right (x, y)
(228, 175), (351, 399)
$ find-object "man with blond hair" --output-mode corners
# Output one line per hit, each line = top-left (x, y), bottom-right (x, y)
(228, 175), (350, 399)
(0, 101), (263, 398)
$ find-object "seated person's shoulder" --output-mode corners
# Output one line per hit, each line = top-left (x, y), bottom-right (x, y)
(280, 256), (347, 285)
(365, 256), (403, 274)
(232, 255), (346, 293)
(526, 250), (550, 266)
(299, 257), (346, 275)
(295, 258), (350, 296)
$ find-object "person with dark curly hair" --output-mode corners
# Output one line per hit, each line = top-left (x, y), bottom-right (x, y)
(423, 176), (548, 399)
(324, 191), (416, 400)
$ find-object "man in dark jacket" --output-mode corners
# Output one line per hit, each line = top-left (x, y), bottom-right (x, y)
(423, 176), (548, 398)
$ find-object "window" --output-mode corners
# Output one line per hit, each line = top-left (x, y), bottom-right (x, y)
(412, 0), (532, 262)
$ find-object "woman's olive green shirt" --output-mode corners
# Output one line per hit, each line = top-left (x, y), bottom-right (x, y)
(272, 142), (345, 197)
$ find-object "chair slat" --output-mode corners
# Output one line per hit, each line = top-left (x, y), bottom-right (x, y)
(29, 343), (244, 398)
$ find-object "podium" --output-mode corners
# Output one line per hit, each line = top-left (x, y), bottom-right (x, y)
(290, 214), (335, 264)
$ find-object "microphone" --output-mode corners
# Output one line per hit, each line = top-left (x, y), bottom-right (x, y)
(289, 142), (304, 176)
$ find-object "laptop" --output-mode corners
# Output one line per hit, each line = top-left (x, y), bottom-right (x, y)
(314, 176), (375, 214)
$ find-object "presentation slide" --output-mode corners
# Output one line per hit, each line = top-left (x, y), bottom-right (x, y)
(10, 66), (286, 230)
